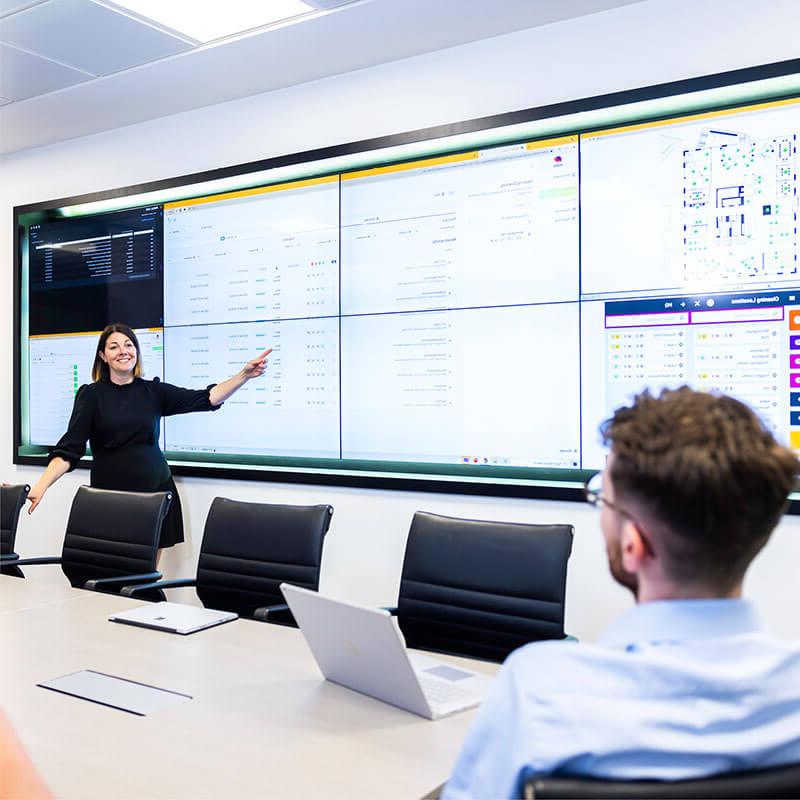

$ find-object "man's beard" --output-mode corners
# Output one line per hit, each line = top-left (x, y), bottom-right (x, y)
(607, 537), (639, 598)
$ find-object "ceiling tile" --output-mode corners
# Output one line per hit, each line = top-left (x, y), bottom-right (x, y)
(0, 42), (89, 100)
(0, 0), (192, 76)
(0, 0), (45, 18)
(304, 0), (357, 7)
(0, 0), (652, 155)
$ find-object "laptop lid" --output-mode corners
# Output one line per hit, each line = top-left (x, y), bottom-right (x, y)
(281, 583), (486, 719)
(108, 601), (238, 635)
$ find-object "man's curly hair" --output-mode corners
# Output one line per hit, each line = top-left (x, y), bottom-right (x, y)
(601, 387), (800, 592)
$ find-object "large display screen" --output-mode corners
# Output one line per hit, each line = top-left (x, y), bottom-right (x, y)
(15, 62), (800, 498)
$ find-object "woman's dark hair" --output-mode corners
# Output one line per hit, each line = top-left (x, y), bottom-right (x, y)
(601, 386), (800, 592)
(92, 323), (144, 382)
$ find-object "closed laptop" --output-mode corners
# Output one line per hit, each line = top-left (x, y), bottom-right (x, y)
(109, 601), (237, 635)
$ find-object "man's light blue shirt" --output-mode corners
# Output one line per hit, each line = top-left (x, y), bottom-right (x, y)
(443, 599), (800, 800)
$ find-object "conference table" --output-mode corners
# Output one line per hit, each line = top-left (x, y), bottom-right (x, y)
(0, 574), (497, 800)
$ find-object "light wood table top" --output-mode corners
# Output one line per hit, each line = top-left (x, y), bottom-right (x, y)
(0, 575), (496, 800)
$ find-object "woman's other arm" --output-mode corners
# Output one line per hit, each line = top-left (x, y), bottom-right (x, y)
(29, 384), (95, 514)
(27, 457), (71, 514)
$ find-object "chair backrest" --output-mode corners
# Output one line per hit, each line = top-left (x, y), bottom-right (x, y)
(520, 763), (800, 799)
(397, 511), (573, 662)
(1, 484), (29, 556)
(60, 486), (171, 589)
(195, 497), (333, 617)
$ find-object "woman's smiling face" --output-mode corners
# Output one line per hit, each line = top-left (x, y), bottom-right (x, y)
(101, 331), (137, 378)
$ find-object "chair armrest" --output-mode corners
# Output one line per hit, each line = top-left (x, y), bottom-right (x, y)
(121, 577), (196, 597)
(8, 556), (61, 566)
(0, 553), (20, 562)
(253, 603), (293, 623)
(381, 606), (398, 616)
(84, 571), (162, 591)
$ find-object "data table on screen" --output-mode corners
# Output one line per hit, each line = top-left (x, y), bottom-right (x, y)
(340, 303), (580, 468)
(340, 139), (579, 316)
(163, 179), (340, 327)
(580, 292), (797, 468)
(163, 320), (340, 458)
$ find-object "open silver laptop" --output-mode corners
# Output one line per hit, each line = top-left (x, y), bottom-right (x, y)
(108, 601), (238, 635)
(281, 583), (490, 720)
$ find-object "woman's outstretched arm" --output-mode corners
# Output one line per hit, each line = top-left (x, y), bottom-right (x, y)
(209, 348), (272, 407)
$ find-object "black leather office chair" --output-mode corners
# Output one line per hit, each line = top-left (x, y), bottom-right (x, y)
(0, 483), (30, 577)
(421, 763), (800, 800)
(518, 763), (800, 798)
(10, 486), (171, 595)
(389, 511), (573, 663)
(123, 497), (333, 624)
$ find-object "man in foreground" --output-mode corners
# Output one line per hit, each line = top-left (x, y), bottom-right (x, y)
(443, 387), (800, 799)
(0, 710), (51, 799)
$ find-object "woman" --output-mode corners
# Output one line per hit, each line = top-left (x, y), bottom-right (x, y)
(28, 323), (271, 549)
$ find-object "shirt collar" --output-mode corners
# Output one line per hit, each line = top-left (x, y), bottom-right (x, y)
(598, 598), (764, 650)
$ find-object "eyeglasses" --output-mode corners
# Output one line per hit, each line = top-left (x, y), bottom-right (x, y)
(583, 472), (656, 557)
(583, 472), (616, 510)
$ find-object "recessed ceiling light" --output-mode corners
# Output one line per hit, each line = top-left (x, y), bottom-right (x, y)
(108, 0), (315, 43)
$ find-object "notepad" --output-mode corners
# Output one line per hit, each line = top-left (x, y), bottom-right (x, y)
(37, 669), (192, 716)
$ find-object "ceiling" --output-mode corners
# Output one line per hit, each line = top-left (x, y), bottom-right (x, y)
(0, 0), (643, 156)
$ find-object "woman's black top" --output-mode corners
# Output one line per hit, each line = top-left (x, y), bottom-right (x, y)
(49, 378), (220, 546)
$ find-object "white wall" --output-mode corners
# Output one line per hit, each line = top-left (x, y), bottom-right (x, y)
(3, 0), (800, 642)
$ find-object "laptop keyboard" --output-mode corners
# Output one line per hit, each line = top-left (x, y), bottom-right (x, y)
(419, 675), (476, 706)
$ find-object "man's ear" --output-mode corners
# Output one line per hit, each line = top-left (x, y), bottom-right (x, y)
(620, 519), (648, 573)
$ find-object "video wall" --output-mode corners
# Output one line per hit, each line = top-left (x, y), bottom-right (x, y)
(15, 63), (800, 496)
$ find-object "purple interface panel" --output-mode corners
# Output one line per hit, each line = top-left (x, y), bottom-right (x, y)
(605, 306), (785, 329)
